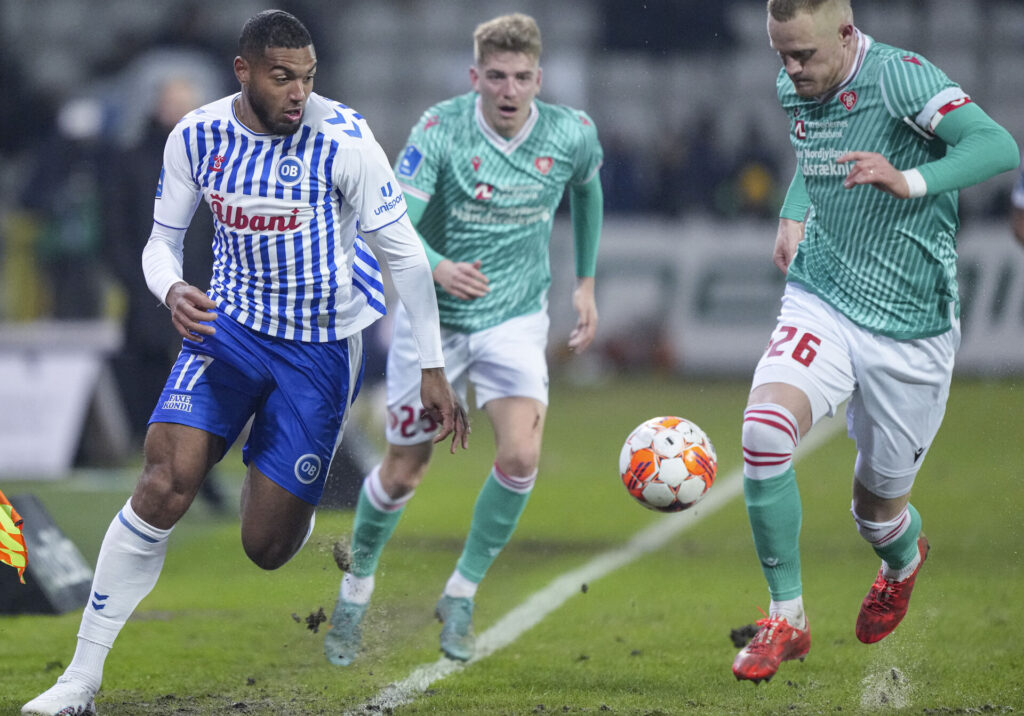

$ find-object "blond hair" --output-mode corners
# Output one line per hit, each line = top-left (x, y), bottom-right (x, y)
(767, 0), (852, 22)
(473, 13), (542, 65)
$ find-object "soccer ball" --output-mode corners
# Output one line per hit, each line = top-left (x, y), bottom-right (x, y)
(619, 416), (717, 512)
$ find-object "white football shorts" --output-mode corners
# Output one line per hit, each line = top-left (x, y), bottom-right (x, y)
(384, 303), (550, 445)
(751, 283), (960, 496)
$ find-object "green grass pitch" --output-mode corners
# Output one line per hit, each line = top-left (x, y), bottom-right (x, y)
(1, 376), (1022, 714)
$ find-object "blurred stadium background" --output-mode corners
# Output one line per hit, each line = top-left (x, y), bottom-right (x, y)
(2, 0), (1024, 479)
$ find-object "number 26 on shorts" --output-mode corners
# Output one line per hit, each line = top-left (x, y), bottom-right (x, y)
(765, 325), (821, 367)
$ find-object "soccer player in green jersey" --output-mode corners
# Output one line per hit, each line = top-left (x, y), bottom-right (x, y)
(732, 0), (1019, 684)
(324, 13), (603, 666)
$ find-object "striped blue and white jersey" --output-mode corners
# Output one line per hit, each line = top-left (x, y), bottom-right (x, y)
(154, 92), (405, 343)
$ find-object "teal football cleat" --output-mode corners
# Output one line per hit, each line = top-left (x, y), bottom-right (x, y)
(324, 598), (369, 666)
(435, 595), (475, 661)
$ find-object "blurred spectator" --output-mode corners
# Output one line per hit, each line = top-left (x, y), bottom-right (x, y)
(650, 111), (730, 217)
(1010, 159), (1024, 248)
(601, 132), (648, 213)
(0, 58), (55, 158)
(718, 122), (783, 219)
(19, 97), (113, 319)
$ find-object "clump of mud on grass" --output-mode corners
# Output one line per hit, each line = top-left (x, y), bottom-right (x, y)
(860, 666), (910, 709)
(729, 623), (759, 648)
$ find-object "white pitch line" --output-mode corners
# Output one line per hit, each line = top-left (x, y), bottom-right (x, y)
(348, 414), (844, 715)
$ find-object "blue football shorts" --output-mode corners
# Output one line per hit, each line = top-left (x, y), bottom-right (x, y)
(149, 311), (364, 504)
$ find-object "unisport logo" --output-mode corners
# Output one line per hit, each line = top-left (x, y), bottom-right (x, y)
(374, 191), (405, 216)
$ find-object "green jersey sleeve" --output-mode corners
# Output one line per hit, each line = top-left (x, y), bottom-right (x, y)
(569, 109), (603, 185)
(879, 52), (958, 127)
(394, 106), (451, 201)
(780, 169), (810, 222)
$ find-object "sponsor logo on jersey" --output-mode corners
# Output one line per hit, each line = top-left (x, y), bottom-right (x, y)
(472, 156), (481, 171)
(155, 167), (165, 198)
(534, 156), (554, 174)
(795, 119), (847, 140)
(797, 146), (852, 177)
(276, 155), (306, 186)
(161, 393), (193, 413)
(381, 181), (394, 199)
(451, 202), (550, 225)
(373, 191), (405, 216)
(839, 90), (858, 110)
(474, 183), (494, 200)
(294, 453), (322, 484)
(209, 194), (304, 233)
(209, 154), (227, 172)
(578, 114), (591, 126)
(901, 55), (922, 66)
(398, 144), (423, 178)
(424, 114), (440, 130)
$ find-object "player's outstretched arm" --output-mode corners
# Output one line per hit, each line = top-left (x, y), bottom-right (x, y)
(773, 218), (805, 274)
(568, 276), (597, 353)
(420, 367), (470, 453)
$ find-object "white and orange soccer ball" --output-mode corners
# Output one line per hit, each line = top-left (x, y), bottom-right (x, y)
(619, 416), (717, 512)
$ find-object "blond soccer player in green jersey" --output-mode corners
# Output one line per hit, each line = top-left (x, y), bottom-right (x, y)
(324, 12), (603, 666)
(732, 0), (1019, 684)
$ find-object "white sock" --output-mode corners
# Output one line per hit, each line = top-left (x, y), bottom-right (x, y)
(444, 569), (479, 599)
(71, 498), (172, 688)
(769, 596), (806, 629)
(340, 573), (375, 604)
(883, 551), (921, 582)
(62, 638), (108, 694)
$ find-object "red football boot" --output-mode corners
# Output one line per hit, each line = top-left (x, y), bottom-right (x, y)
(732, 615), (810, 684)
(856, 534), (930, 644)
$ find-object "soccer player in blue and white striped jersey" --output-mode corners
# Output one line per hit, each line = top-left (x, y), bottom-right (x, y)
(22, 10), (468, 715)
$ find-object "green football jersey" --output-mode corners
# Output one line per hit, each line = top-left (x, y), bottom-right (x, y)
(394, 92), (603, 333)
(780, 33), (967, 339)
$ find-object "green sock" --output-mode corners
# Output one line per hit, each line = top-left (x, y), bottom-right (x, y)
(349, 484), (404, 578)
(874, 503), (922, 570)
(744, 467), (803, 601)
(455, 470), (532, 583)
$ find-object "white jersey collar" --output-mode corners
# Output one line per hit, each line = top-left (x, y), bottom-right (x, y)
(475, 95), (539, 154)
(817, 28), (871, 104)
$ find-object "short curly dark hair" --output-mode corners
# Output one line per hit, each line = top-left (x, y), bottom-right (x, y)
(238, 9), (312, 61)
